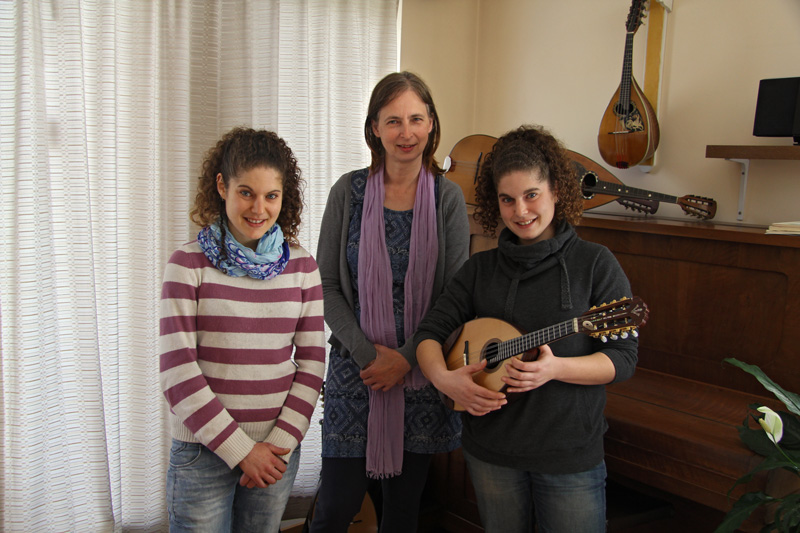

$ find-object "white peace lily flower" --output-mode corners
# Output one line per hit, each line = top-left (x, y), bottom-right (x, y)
(757, 406), (784, 444)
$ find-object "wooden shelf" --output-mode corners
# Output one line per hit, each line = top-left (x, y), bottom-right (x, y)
(580, 212), (800, 248)
(705, 144), (800, 160)
(705, 144), (800, 221)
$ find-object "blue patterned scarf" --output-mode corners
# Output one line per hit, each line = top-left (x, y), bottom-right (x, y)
(197, 221), (289, 280)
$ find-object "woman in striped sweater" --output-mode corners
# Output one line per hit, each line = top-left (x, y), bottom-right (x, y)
(159, 127), (325, 532)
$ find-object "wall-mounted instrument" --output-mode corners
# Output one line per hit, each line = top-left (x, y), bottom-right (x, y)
(444, 135), (715, 220)
(443, 134), (497, 205)
(570, 149), (716, 220)
(597, 0), (660, 169)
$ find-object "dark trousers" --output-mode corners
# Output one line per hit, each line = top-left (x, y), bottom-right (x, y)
(308, 452), (432, 533)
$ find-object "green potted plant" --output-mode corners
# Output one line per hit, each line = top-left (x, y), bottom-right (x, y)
(715, 358), (800, 532)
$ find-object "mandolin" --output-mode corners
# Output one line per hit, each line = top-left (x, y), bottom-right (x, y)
(597, 0), (660, 169)
(569, 149), (717, 220)
(440, 297), (649, 411)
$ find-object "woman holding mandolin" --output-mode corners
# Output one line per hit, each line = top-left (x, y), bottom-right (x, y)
(416, 125), (639, 533)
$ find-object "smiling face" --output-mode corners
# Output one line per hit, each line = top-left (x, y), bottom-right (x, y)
(497, 168), (558, 245)
(371, 89), (433, 167)
(216, 166), (283, 250)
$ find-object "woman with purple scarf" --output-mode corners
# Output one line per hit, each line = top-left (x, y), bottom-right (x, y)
(309, 72), (470, 532)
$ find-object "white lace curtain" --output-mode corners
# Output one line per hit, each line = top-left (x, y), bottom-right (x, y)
(0, 1), (398, 531)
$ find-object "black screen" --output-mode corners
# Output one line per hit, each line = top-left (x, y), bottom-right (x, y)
(753, 77), (800, 143)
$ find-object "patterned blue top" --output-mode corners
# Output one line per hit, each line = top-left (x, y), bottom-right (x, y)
(321, 170), (461, 457)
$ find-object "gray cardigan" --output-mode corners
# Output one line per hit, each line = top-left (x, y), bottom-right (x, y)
(316, 168), (470, 369)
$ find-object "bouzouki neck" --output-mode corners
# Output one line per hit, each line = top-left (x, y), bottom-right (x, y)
(584, 178), (678, 204)
(581, 172), (717, 220)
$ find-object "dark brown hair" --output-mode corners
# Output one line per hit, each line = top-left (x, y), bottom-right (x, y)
(474, 125), (583, 236)
(190, 127), (304, 246)
(364, 71), (443, 174)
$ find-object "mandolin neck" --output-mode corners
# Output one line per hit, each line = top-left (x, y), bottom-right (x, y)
(619, 32), (635, 111)
(495, 319), (578, 362)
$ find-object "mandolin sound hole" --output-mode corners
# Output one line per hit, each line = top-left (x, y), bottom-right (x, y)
(482, 340), (503, 372)
(614, 101), (636, 118)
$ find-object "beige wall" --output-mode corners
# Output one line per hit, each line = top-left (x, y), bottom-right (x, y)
(400, 0), (482, 168)
(401, 0), (800, 225)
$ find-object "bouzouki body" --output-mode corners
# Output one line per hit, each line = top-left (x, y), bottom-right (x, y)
(445, 135), (715, 220)
(571, 148), (717, 220)
(568, 149), (627, 211)
(597, 0), (660, 169)
(444, 134), (498, 205)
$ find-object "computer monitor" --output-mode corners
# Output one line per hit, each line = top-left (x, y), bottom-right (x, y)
(753, 77), (800, 145)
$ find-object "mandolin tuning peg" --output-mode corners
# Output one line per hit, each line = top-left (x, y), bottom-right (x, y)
(620, 332), (629, 339)
(600, 336), (609, 343)
(632, 330), (639, 338)
(610, 334), (619, 341)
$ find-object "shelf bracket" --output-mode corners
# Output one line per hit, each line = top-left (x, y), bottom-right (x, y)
(726, 158), (750, 221)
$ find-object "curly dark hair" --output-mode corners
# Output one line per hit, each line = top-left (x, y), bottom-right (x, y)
(364, 71), (443, 174)
(190, 127), (305, 247)
(474, 125), (583, 237)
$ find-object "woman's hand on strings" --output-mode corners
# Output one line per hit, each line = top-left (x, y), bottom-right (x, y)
(502, 345), (557, 393)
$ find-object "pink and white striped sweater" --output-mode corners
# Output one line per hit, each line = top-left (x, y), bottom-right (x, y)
(159, 240), (325, 469)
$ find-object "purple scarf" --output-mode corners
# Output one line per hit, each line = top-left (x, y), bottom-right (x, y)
(358, 165), (438, 479)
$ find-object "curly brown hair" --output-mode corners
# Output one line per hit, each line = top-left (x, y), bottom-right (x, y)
(190, 127), (304, 246)
(474, 125), (583, 237)
(364, 71), (443, 174)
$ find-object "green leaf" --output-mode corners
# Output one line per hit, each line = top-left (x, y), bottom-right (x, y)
(740, 418), (778, 457)
(748, 454), (800, 476)
(729, 455), (800, 496)
(740, 409), (800, 455)
(714, 492), (775, 533)
(780, 411), (800, 451)
(772, 494), (800, 532)
(724, 358), (800, 416)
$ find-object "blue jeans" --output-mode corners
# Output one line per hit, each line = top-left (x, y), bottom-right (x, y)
(463, 450), (607, 533)
(166, 439), (300, 533)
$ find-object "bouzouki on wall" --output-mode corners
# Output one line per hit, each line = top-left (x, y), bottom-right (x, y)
(597, 0), (660, 169)
(440, 297), (649, 411)
(445, 134), (716, 220)
(443, 134), (498, 205)
(569, 149), (717, 220)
